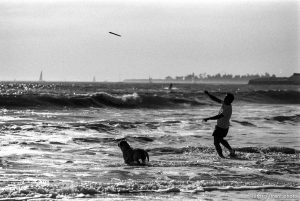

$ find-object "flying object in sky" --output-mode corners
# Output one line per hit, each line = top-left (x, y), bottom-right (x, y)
(109, 32), (121, 37)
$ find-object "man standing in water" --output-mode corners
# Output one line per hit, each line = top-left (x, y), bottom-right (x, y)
(203, 91), (236, 158)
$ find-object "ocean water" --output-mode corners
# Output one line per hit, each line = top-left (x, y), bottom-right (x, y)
(0, 82), (299, 200)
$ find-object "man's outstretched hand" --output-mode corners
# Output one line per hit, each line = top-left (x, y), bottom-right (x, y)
(203, 118), (209, 122)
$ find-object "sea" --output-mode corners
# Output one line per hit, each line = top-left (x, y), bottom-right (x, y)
(0, 82), (299, 200)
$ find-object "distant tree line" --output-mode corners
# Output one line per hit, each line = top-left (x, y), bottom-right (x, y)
(165, 72), (276, 81)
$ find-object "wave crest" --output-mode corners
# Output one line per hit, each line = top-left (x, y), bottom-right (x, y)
(0, 92), (204, 109)
(266, 114), (300, 123)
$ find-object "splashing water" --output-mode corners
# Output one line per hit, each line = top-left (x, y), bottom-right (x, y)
(0, 82), (299, 200)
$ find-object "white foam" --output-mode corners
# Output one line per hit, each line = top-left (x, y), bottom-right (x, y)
(0, 145), (41, 157)
(156, 187), (180, 193)
(202, 185), (300, 191)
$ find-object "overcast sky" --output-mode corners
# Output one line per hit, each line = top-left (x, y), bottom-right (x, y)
(0, 0), (299, 81)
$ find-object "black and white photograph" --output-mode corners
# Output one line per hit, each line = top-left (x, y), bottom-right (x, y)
(0, 0), (299, 200)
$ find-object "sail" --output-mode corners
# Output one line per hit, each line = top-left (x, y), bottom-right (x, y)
(39, 71), (43, 82)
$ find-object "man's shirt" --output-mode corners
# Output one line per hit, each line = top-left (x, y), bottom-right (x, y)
(217, 103), (232, 129)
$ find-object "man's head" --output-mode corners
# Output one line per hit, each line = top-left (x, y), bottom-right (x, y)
(224, 93), (234, 105)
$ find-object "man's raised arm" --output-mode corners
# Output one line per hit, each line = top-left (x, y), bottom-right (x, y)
(204, 90), (222, 104)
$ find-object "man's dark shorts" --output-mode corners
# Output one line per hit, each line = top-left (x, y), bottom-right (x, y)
(212, 126), (229, 138)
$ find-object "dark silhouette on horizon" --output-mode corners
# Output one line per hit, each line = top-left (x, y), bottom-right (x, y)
(248, 73), (300, 85)
(165, 72), (277, 82)
(124, 72), (296, 84)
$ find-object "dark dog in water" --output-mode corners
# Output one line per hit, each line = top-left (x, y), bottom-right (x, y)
(118, 140), (149, 165)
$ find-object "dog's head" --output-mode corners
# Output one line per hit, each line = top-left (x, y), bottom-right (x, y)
(118, 140), (131, 151)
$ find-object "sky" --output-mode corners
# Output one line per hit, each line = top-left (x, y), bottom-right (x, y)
(0, 0), (299, 81)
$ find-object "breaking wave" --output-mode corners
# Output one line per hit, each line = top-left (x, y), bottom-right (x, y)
(0, 183), (298, 199)
(231, 120), (256, 127)
(0, 90), (299, 109)
(146, 146), (299, 155)
(0, 92), (203, 109)
(266, 114), (300, 123)
(237, 90), (300, 104)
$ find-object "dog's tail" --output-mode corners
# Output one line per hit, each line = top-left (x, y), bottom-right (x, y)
(145, 151), (149, 162)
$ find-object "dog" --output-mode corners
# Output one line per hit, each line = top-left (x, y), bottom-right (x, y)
(118, 140), (149, 165)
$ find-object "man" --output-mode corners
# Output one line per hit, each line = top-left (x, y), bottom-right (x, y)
(203, 90), (236, 158)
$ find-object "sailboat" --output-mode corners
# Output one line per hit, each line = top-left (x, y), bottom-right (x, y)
(93, 76), (96, 82)
(39, 71), (43, 82)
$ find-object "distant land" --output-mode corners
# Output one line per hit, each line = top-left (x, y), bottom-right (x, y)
(248, 73), (300, 85)
(123, 72), (296, 84)
(2, 73), (299, 84)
